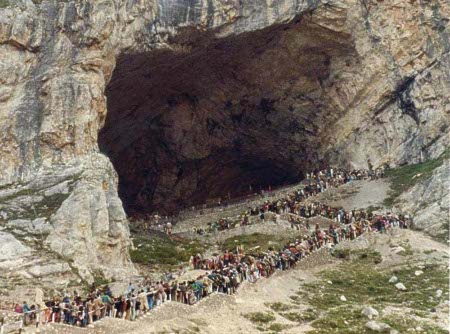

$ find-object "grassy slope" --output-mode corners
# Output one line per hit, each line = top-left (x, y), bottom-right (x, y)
(303, 252), (448, 333)
(245, 248), (449, 333)
(129, 230), (208, 267)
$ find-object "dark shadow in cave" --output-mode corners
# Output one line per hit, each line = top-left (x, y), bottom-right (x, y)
(99, 14), (355, 217)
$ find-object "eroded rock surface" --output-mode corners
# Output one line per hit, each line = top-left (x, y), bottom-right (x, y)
(100, 0), (450, 215)
(0, 0), (448, 286)
(397, 159), (450, 240)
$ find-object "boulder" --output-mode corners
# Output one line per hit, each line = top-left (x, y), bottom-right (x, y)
(340, 295), (347, 302)
(0, 232), (31, 263)
(362, 306), (379, 319)
(395, 283), (407, 291)
(27, 263), (71, 278)
(392, 246), (406, 254)
(389, 276), (398, 283)
(365, 321), (391, 332)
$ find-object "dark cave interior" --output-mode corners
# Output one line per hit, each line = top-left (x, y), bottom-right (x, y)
(99, 14), (355, 216)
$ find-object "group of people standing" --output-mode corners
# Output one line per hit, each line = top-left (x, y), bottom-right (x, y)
(201, 166), (389, 234)
(8, 164), (410, 330)
(8, 202), (407, 329)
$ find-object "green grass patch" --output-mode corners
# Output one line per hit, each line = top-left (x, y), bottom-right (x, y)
(303, 262), (448, 312)
(267, 323), (290, 333)
(296, 244), (449, 334)
(382, 314), (448, 334)
(266, 302), (293, 312)
(353, 249), (382, 264)
(289, 295), (301, 304)
(281, 309), (318, 322)
(433, 221), (449, 243)
(396, 240), (414, 256)
(331, 248), (351, 259)
(332, 248), (382, 264)
(243, 311), (276, 324)
(130, 232), (208, 266)
(383, 149), (449, 207)
(307, 307), (447, 334)
(299, 258), (449, 334)
(91, 270), (112, 288)
(308, 307), (366, 333)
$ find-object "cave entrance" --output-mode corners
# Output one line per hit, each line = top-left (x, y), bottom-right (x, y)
(99, 16), (355, 217)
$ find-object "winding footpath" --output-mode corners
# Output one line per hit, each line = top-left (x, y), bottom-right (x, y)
(3, 176), (395, 334)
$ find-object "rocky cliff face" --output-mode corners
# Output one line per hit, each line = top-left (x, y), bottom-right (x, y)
(0, 0), (448, 287)
(397, 158), (450, 241)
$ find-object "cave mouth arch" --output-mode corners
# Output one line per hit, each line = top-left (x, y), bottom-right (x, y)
(99, 17), (355, 217)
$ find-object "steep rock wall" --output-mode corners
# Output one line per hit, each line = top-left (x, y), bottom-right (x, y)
(99, 12), (356, 215)
(101, 0), (449, 216)
(397, 158), (450, 241)
(0, 0), (329, 288)
(0, 0), (448, 288)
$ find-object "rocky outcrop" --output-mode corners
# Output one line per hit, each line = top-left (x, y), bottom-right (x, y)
(0, 154), (135, 291)
(396, 158), (450, 241)
(0, 0), (448, 287)
(327, 52), (450, 168)
(100, 0), (450, 215)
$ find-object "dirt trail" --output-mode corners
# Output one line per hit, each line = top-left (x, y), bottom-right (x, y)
(174, 179), (389, 234)
(310, 179), (389, 211)
(32, 248), (334, 334)
(173, 182), (308, 233)
(26, 178), (449, 334)
(32, 227), (448, 334)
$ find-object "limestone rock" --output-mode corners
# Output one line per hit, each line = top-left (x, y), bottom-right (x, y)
(396, 160), (450, 240)
(27, 263), (71, 278)
(365, 321), (391, 332)
(4, 287), (45, 308)
(389, 276), (398, 283)
(395, 283), (407, 291)
(0, 231), (31, 265)
(362, 306), (379, 319)
(0, 0), (448, 289)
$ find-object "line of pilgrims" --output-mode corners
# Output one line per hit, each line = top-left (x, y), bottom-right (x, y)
(198, 166), (388, 234)
(11, 165), (411, 328)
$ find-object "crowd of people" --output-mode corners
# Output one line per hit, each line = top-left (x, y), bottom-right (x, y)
(135, 165), (387, 234)
(8, 209), (408, 329)
(6, 164), (410, 330)
(198, 166), (388, 234)
(8, 211), (406, 327)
